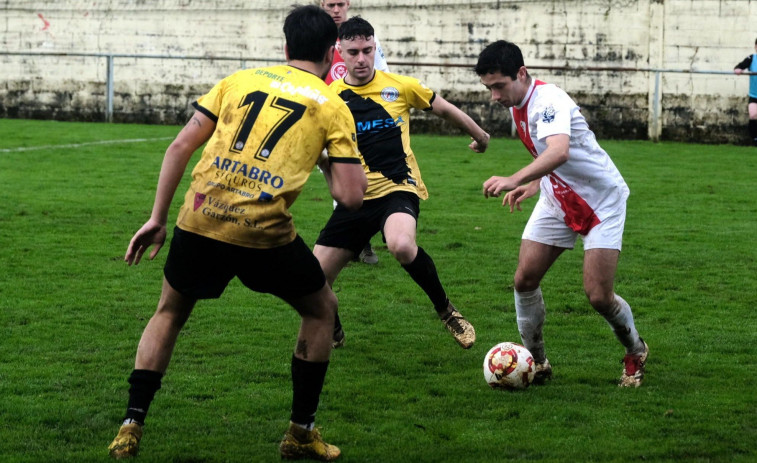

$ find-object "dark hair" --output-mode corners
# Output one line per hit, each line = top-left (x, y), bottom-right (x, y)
(474, 40), (525, 80)
(283, 5), (338, 62)
(338, 16), (375, 42)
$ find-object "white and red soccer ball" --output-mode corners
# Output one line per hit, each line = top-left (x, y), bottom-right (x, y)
(483, 342), (536, 390)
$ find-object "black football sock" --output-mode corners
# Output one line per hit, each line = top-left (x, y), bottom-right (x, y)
(401, 247), (449, 314)
(290, 356), (329, 428)
(124, 369), (163, 425)
(124, 370), (163, 424)
(749, 120), (757, 145)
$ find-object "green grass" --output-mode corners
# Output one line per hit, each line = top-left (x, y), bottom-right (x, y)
(0, 118), (756, 462)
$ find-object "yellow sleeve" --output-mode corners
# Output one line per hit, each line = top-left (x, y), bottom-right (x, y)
(403, 76), (435, 111)
(326, 101), (361, 164)
(191, 76), (228, 122)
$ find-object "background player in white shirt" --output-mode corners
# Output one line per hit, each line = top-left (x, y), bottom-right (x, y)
(321, 0), (388, 264)
(475, 40), (648, 388)
(321, 0), (389, 84)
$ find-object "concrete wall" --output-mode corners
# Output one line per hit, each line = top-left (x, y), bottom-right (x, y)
(1, 0), (756, 143)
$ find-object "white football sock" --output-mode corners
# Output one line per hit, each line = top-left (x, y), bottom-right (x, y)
(514, 288), (547, 363)
(603, 294), (643, 354)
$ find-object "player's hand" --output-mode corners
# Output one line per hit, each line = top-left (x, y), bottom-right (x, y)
(125, 218), (168, 266)
(502, 182), (539, 212)
(734, 68), (743, 75)
(469, 132), (490, 153)
(482, 175), (518, 198)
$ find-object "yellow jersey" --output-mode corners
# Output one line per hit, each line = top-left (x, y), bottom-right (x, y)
(176, 65), (360, 248)
(329, 70), (435, 200)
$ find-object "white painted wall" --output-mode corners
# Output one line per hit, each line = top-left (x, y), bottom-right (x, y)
(2, 0), (755, 142)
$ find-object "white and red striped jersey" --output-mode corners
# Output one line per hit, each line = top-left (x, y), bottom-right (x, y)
(511, 80), (629, 235)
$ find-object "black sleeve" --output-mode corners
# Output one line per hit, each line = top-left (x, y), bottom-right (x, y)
(735, 55), (753, 70)
(191, 101), (219, 123)
(423, 92), (437, 112)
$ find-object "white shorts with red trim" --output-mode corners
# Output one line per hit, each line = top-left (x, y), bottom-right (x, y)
(521, 198), (626, 251)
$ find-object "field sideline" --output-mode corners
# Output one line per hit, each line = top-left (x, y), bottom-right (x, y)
(0, 118), (755, 462)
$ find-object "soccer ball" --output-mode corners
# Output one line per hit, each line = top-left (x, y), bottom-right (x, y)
(483, 342), (536, 390)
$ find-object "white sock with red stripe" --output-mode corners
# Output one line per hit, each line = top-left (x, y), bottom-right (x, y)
(514, 288), (547, 363)
(603, 294), (644, 354)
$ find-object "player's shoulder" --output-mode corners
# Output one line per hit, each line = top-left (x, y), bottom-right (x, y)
(376, 70), (410, 83)
(271, 65), (343, 103)
(375, 71), (428, 93)
(532, 81), (562, 96)
(532, 82), (575, 108)
(329, 77), (349, 93)
(329, 71), (411, 92)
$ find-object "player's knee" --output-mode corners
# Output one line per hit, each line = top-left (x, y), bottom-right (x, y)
(315, 289), (338, 317)
(386, 237), (415, 263)
(298, 290), (337, 322)
(585, 289), (614, 313)
(154, 300), (192, 329)
(513, 271), (540, 293)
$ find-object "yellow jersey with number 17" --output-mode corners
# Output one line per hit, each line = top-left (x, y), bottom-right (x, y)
(176, 65), (360, 249)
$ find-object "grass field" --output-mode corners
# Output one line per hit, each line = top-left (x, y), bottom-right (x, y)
(1, 118), (756, 462)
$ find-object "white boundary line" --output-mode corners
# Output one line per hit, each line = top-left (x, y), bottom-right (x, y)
(0, 137), (174, 153)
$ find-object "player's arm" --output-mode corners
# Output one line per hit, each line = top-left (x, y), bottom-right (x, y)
(483, 134), (569, 198)
(734, 55), (752, 74)
(429, 94), (490, 153)
(125, 110), (216, 265)
(328, 159), (366, 211)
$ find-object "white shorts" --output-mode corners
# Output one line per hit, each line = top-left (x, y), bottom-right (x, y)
(521, 199), (626, 251)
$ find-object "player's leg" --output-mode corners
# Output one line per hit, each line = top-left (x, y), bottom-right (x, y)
(276, 245), (341, 460)
(109, 228), (230, 459)
(582, 204), (647, 387)
(513, 202), (575, 383)
(357, 241), (379, 264)
(134, 278), (197, 372)
(583, 249), (647, 386)
(748, 100), (757, 146)
(336, 198), (378, 265)
(313, 244), (354, 348)
(513, 239), (564, 383)
(109, 278), (197, 459)
(232, 235), (340, 460)
(315, 198), (379, 348)
(314, 245), (354, 287)
(283, 284), (339, 448)
(383, 200), (475, 349)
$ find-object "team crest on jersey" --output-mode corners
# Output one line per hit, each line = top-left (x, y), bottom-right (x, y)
(380, 87), (400, 102)
(331, 62), (347, 81)
(542, 105), (556, 123)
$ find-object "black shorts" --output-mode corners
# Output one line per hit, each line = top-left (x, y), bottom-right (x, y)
(164, 227), (326, 300)
(315, 191), (420, 254)
(750, 96), (757, 104)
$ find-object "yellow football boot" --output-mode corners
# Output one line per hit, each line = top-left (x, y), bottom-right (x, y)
(279, 422), (341, 461)
(108, 422), (142, 459)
